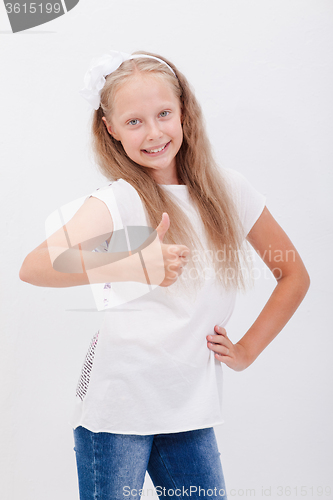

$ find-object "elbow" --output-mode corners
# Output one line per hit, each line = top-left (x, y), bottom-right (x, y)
(276, 264), (310, 301)
(290, 267), (311, 302)
(297, 270), (310, 306)
(302, 268), (311, 295)
(19, 266), (25, 282)
(297, 260), (311, 296)
(19, 263), (30, 284)
(19, 256), (34, 284)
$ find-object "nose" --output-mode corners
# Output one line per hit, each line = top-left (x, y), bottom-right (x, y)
(146, 120), (163, 141)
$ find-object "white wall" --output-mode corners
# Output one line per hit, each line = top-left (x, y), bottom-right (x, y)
(1, 1), (332, 499)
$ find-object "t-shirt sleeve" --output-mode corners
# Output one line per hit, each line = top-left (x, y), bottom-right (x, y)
(222, 167), (266, 237)
(88, 181), (123, 234)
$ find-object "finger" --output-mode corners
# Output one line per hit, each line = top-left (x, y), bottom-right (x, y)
(165, 262), (184, 276)
(179, 245), (190, 255)
(207, 341), (229, 356)
(207, 334), (229, 348)
(155, 213), (170, 242)
(206, 332), (233, 359)
(179, 246), (191, 258)
(207, 333), (224, 342)
(167, 245), (191, 260)
(214, 352), (232, 366)
(214, 325), (227, 336)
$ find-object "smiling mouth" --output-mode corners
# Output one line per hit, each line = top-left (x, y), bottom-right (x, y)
(142, 141), (171, 154)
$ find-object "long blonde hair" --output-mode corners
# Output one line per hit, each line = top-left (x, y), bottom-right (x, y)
(91, 50), (250, 296)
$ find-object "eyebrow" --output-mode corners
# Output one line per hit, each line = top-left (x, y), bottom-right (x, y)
(118, 103), (176, 121)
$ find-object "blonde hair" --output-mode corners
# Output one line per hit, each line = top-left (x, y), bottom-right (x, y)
(91, 50), (251, 298)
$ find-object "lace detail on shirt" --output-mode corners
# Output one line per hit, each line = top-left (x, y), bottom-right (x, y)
(76, 331), (100, 401)
(93, 241), (112, 309)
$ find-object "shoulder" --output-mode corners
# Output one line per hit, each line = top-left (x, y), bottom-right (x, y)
(219, 167), (265, 201)
(219, 166), (254, 192)
(89, 178), (136, 206)
(219, 167), (267, 237)
(89, 178), (148, 230)
(90, 178), (140, 200)
(90, 178), (123, 195)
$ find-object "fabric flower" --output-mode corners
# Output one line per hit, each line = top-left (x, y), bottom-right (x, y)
(79, 50), (176, 110)
(79, 51), (131, 110)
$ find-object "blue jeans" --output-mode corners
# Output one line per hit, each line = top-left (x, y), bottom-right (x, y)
(73, 426), (227, 499)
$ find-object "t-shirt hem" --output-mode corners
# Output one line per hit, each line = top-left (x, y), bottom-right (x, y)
(69, 419), (225, 435)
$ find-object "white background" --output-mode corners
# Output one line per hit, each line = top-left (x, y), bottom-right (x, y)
(1, 1), (332, 499)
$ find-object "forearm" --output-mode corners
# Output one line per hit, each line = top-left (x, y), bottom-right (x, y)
(19, 247), (145, 288)
(237, 272), (310, 365)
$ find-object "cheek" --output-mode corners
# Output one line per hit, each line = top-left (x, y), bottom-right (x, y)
(167, 119), (183, 141)
(118, 130), (134, 146)
(121, 133), (143, 157)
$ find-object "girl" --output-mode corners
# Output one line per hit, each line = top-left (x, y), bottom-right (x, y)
(19, 50), (310, 499)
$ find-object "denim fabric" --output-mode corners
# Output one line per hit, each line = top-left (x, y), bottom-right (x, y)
(73, 426), (227, 499)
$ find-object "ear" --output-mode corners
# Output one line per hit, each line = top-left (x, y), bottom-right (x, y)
(102, 116), (120, 141)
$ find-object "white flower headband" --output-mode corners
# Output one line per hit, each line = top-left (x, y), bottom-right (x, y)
(79, 50), (177, 110)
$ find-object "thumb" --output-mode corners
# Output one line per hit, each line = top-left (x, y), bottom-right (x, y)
(155, 212), (170, 241)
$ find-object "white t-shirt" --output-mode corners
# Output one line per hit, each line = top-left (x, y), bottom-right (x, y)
(70, 167), (266, 435)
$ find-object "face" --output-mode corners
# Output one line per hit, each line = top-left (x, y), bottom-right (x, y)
(102, 73), (183, 185)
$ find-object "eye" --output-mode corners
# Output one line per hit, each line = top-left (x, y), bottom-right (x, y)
(128, 119), (139, 126)
(160, 111), (170, 118)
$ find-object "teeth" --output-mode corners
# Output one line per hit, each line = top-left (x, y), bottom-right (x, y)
(146, 143), (167, 153)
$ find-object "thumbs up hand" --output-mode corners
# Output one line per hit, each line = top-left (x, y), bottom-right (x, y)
(155, 212), (171, 241)
(141, 213), (191, 287)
